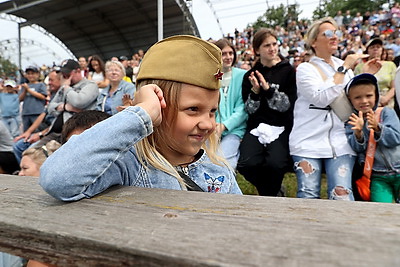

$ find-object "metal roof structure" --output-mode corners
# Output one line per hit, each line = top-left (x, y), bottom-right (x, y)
(0, 0), (199, 60)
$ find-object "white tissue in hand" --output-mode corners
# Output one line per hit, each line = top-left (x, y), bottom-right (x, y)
(250, 123), (284, 145)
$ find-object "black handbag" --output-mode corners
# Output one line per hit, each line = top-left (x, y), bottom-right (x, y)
(51, 111), (64, 133)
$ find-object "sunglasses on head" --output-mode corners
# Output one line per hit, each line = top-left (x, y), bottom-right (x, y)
(322, 30), (341, 38)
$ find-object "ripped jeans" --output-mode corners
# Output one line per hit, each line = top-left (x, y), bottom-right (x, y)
(292, 155), (356, 200)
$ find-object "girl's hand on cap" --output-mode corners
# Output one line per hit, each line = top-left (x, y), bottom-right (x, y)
(134, 84), (166, 126)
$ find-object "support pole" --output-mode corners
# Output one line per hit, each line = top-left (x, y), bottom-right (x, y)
(158, 0), (163, 41)
(18, 22), (22, 82)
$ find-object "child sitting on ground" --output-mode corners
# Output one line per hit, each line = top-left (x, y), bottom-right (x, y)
(345, 73), (400, 203)
(40, 35), (242, 201)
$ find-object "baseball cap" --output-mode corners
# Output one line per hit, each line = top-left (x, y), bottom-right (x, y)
(345, 73), (378, 94)
(365, 38), (383, 51)
(345, 73), (380, 110)
(25, 65), (39, 73)
(137, 35), (222, 90)
(119, 56), (128, 61)
(4, 80), (16, 87)
(60, 59), (80, 74)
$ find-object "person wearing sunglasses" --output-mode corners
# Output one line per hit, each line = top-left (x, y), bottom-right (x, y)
(289, 17), (381, 201)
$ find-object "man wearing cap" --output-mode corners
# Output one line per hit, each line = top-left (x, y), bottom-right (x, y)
(46, 59), (99, 134)
(19, 65), (47, 131)
(119, 56), (133, 83)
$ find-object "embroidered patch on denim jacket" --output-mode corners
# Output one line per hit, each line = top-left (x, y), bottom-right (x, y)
(204, 173), (224, 192)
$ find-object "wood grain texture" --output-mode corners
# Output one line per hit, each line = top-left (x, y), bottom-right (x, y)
(0, 174), (399, 266)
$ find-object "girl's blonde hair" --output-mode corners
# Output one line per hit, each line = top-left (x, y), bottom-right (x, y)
(135, 79), (228, 188)
(22, 140), (61, 167)
(304, 17), (338, 54)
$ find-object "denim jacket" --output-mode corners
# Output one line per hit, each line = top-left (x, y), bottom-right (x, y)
(97, 80), (136, 115)
(40, 106), (242, 201)
(345, 107), (400, 173)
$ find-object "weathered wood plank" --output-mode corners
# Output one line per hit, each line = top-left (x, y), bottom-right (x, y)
(0, 174), (400, 267)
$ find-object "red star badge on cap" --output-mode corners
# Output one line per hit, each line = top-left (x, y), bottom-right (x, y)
(214, 69), (223, 80)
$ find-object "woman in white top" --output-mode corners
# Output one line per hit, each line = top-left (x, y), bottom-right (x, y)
(289, 17), (380, 200)
(88, 55), (109, 91)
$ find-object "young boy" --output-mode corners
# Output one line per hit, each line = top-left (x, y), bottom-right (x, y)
(0, 80), (20, 138)
(345, 73), (400, 203)
(19, 66), (47, 131)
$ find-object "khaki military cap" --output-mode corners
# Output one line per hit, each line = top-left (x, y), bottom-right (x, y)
(137, 35), (223, 90)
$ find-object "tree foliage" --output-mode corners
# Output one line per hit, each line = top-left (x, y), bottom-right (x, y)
(313, 0), (389, 20)
(252, 3), (302, 29)
(0, 56), (18, 79)
(251, 0), (394, 30)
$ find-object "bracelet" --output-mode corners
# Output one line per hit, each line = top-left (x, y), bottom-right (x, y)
(251, 87), (259, 94)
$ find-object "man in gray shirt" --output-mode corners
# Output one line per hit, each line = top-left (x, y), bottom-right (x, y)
(47, 59), (99, 133)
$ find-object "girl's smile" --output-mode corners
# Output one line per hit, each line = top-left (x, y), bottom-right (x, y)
(160, 83), (219, 166)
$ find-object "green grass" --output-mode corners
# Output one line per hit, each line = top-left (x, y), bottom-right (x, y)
(236, 172), (328, 199)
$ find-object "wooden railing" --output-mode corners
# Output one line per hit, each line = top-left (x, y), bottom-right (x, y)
(0, 174), (399, 266)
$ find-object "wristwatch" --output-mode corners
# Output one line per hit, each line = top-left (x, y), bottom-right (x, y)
(38, 132), (43, 138)
(337, 66), (348, 74)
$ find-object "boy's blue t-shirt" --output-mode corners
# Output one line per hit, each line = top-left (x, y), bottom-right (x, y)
(0, 92), (19, 117)
(20, 82), (47, 115)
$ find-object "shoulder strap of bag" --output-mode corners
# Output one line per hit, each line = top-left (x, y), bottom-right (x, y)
(309, 61), (327, 81)
(363, 107), (383, 179)
(177, 171), (204, 192)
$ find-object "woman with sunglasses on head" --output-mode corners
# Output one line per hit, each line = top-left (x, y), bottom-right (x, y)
(289, 17), (381, 200)
(18, 140), (61, 177)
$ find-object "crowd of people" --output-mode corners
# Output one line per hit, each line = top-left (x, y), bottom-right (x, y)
(0, 8), (398, 204)
(1, 6), (400, 266)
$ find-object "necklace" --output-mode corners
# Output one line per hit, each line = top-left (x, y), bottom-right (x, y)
(221, 70), (232, 97)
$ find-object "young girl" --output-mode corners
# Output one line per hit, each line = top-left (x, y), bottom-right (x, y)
(40, 35), (242, 201)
